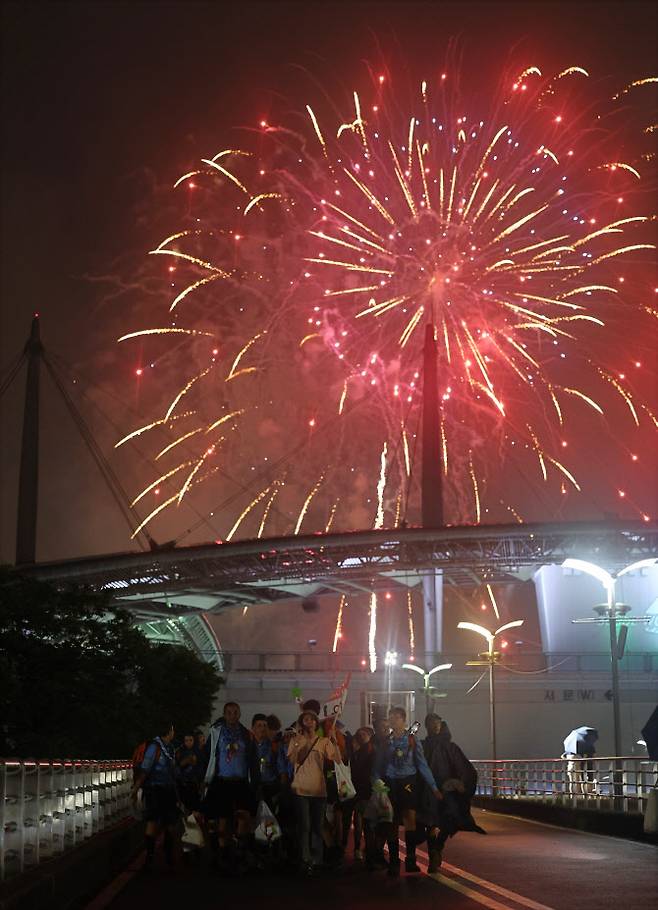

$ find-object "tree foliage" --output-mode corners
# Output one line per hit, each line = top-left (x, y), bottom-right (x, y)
(0, 570), (222, 758)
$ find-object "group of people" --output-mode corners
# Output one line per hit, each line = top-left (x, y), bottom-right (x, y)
(130, 699), (483, 876)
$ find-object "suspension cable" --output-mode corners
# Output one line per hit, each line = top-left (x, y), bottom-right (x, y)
(43, 355), (152, 551)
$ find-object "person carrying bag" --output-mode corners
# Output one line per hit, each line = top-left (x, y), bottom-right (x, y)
(287, 710), (341, 875)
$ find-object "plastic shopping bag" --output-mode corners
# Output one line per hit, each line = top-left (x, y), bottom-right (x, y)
(130, 790), (144, 821)
(254, 800), (282, 844)
(363, 779), (394, 823)
(334, 760), (357, 801)
(181, 812), (205, 848)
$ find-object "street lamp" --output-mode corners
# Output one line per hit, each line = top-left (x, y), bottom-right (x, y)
(401, 662), (452, 716)
(562, 558), (655, 757)
(458, 620), (524, 760)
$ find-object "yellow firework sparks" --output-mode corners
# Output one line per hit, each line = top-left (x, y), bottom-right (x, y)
(560, 387), (604, 414)
(205, 409), (246, 434)
(201, 157), (251, 194)
(258, 483), (281, 539)
(325, 499), (340, 533)
(174, 170), (203, 188)
(244, 192), (282, 216)
(155, 427), (204, 461)
(374, 441), (388, 529)
(368, 592), (377, 673)
(170, 275), (222, 312)
(115, 412), (194, 449)
(118, 328), (215, 342)
(176, 439), (222, 505)
(131, 491), (179, 540)
(469, 454), (481, 523)
(227, 484), (273, 541)
(407, 591), (416, 655)
(401, 423), (411, 476)
(598, 162), (641, 180)
(589, 244), (655, 265)
(613, 76), (658, 100)
(394, 491), (403, 527)
(227, 332), (267, 380)
(294, 475), (324, 535)
(131, 461), (194, 507)
(149, 248), (231, 276)
(338, 379), (348, 415)
(332, 594), (346, 653)
(546, 454), (581, 491)
(165, 367), (212, 421)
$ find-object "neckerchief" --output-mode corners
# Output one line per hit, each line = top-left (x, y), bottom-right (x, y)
(223, 725), (244, 763)
(154, 736), (174, 764)
(390, 733), (411, 768)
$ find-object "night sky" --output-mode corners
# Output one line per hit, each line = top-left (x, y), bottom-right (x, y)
(1, 0), (656, 563)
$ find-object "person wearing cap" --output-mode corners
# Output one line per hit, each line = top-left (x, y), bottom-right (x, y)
(287, 710), (341, 875)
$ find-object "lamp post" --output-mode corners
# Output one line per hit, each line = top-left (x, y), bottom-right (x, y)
(562, 558), (655, 757)
(401, 662), (452, 716)
(458, 620), (524, 761)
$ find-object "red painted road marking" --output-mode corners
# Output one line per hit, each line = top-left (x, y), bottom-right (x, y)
(83, 852), (145, 910)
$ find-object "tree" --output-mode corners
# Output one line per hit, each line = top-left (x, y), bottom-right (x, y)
(0, 570), (222, 758)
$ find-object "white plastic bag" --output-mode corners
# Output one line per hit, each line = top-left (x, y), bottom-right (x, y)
(364, 780), (394, 823)
(181, 812), (205, 848)
(130, 790), (144, 821)
(254, 800), (282, 844)
(334, 760), (356, 801)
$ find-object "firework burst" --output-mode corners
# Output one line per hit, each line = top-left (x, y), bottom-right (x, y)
(118, 62), (657, 541)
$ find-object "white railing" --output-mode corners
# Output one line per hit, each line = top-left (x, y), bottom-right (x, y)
(472, 756), (658, 813)
(0, 759), (132, 881)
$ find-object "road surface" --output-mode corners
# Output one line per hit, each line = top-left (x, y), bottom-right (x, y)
(85, 809), (658, 910)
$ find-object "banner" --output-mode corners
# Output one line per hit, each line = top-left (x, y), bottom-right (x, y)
(323, 672), (351, 719)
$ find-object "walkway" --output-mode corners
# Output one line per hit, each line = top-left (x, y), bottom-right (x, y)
(86, 809), (658, 910)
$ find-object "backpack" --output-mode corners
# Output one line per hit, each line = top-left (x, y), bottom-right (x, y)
(131, 740), (161, 779)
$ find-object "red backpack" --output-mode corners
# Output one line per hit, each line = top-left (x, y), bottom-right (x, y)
(131, 740), (161, 779)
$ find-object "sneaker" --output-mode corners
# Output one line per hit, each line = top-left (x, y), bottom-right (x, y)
(387, 860), (400, 878)
(354, 849), (363, 861)
(405, 857), (421, 873)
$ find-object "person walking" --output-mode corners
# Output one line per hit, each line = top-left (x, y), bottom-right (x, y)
(343, 726), (376, 863)
(251, 713), (282, 811)
(176, 733), (202, 814)
(374, 706), (442, 876)
(287, 709), (341, 876)
(131, 722), (179, 869)
(202, 702), (255, 871)
(419, 714), (483, 872)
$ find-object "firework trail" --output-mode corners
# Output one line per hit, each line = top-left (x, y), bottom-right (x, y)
(118, 62), (657, 541)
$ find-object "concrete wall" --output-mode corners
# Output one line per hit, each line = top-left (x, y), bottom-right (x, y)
(207, 586), (657, 759)
(211, 670), (656, 760)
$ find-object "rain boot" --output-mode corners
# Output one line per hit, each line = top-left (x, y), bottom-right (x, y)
(404, 831), (420, 873)
(163, 830), (175, 868)
(387, 836), (400, 877)
(143, 834), (155, 870)
(427, 834), (443, 873)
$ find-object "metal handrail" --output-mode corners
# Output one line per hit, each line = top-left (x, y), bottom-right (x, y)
(0, 759), (132, 881)
(472, 756), (658, 813)
(219, 649), (658, 673)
